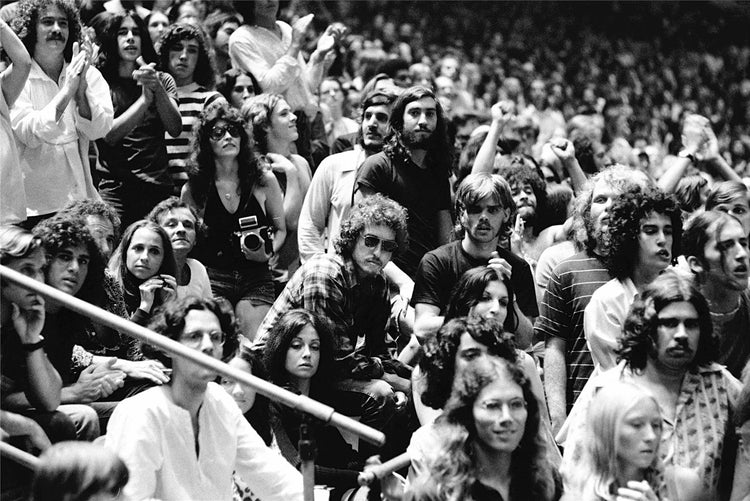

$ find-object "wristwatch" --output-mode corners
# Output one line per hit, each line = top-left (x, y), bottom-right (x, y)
(678, 149), (696, 163)
(22, 337), (45, 352)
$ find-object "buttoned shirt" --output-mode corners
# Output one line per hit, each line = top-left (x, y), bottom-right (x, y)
(11, 60), (113, 217)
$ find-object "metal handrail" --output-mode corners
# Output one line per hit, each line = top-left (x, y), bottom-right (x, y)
(0, 441), (40, 471)
(0, 265), (385, 446)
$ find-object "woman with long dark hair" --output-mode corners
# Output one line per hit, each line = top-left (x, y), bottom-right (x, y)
(182, 100), (286, 341)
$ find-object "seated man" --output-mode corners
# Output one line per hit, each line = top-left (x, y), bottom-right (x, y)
(254, 194), (412, 446)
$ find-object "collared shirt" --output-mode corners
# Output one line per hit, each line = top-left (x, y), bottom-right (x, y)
(11, 59), (113, 217)
(0, 88), (25, 224)
(105, 383), (303, 501)
(297, 145), (367, 263)
(253, 252), (392, 379)
(560, 361), (741, 498)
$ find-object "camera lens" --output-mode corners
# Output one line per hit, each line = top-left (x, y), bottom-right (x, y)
(242, 234), (262, 251)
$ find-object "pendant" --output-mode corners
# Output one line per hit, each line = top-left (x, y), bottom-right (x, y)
(224, 193), (232, 200)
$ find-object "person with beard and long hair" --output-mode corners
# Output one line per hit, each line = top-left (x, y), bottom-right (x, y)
(354, 85), (454, 279)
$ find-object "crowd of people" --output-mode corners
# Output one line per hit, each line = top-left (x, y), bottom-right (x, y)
(1, 0), (750, 500)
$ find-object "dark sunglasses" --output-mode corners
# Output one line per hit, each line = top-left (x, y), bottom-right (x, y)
(362, 234), (398, 253)
(209, 124), (241, 141)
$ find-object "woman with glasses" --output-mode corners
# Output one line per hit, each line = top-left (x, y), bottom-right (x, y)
(105, 296), (303, 500)
(406, 356), (561, 501)
(183, 101), (286, 342)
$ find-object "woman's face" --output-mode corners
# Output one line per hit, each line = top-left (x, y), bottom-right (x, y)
(230, 74), (256, 109)
(284, 324), (320, 383)
(454, 332), (489, 374)
(221, 357), (257, 414)
(125, 228), (165, 280)
(616, 397), (662, 472)
(208, 119), (241, 159)
(469, 279), (509, 326)
(472, 366), (527, 455)
(147, 11), (169, 46)
(267, 99), (298, 144)
(117, 16), (141, 63)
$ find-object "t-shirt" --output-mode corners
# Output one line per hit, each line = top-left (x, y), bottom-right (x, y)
(97, 72), (178, 186)
(355, 150), (451, 278)
(534, 251), (611, 409)
(176, 258), (213, 300)
(412, 240), (538, 318)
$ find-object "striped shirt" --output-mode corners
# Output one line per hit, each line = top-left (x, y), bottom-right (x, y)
(534, 251), (611, 409)
(165, 82), (224, 191)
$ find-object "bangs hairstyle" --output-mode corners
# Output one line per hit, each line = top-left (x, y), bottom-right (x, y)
(445, 266), (518, 333)
(334, 193), (408, 258)
(0, 225), (42, 264)
(453, 173), (516, 242)
(605, 187), (682, 280)
(705, 180), (750, 211)
(241, 93), (285, 154)
(13, 0), (82, 62)
(33, 216), (106, 305)
(419, 316), (516, 411)
(616, 270), (715, 372)
(144, 296), (240, 367)
(681, 210), (745, 276)
(262, 309), (336, 400)
(94, 11), (158, 82)
(30, 441), (129, 501)
(187, 100), (263, 208)
(107, 220), (178, 287)
(217, 68), (261, 104)
(158, 22), (216, 88)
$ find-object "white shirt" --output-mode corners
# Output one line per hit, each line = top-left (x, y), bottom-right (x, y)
(105, 383), (303, 501)
(297, 146), (367, 263)
(176, 258), (213, 300)
(11, 60), (113, 217)
(0, 79), (25, 224)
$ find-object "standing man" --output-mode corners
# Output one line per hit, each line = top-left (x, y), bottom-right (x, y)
(11, 0), (113, 227)
(411, 173), (537, 348)
(298, 88), (397, 263)
(355, 85), (454, 279)
(681, 210), (750, 378)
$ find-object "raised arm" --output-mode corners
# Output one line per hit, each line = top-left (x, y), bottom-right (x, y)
(472, 100), (515, 175)
(0, 18), (31, 107)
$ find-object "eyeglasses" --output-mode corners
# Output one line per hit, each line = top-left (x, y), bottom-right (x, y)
(476, 399), (527, 415)
(232, 85), (255, 94)
(181, 330), (225, 348)
(209, 124), (241, 141)
(362, 234), (398, 253)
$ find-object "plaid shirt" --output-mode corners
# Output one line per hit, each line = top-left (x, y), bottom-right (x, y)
(253, 253), (392, 379)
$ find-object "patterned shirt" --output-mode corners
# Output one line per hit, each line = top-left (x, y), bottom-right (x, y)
(253, 253), (392, 379)
(534, 251), (611, 409)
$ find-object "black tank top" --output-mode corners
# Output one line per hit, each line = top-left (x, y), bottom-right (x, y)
(193, 184), (271, 271)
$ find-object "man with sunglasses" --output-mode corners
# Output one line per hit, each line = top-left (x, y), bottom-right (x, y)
(254, 194), (412, 448)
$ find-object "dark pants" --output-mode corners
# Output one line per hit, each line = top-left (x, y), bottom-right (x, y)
(99, 178), (173, 232)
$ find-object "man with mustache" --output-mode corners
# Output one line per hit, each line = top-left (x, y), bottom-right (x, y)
(10, 0), (113, 227)
(298, 88), (397, 263)
(561, 271), (740, 500)
(682, 210), (750, 378)
(411, 173), (538, 348)
(254, 195), (412, 443)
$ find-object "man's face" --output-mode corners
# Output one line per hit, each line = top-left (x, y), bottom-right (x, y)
(352, 224), (396, 278)
(696, 219), (749, 292)
(461, 195), (508, 244)
(2, 249), (46, 311)
(530, 79), (546, 108)
(213, 21), (238, 56)
(636, 212), (673, 274)
(84, 215), (115, 261)
(712, 195), (750, 236)
(401, 97), (437, 149)
(173, 309), (224, 384)
(34, 4), (69, 59)
(46, 244), (90, 297)
(159, 208), (197, 258)
(653, 301), (700, 371)
(588, 179), (619, 249)
(168, 38), (200, 85)
(117, 16), (141, 64)
(361, 104), (390, 151)
(510, 182), (536, 223)
(439, 57), (458, 79)
(593, 141), (610, 171)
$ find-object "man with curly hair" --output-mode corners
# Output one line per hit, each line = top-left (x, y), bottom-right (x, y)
(254, 194), (412, 442)
(584, 187), (682, 372)
(10, 0), (113, 226)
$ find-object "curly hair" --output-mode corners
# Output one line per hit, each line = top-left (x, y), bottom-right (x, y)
(419, 316), (517, 411)
(187, 100), (264, 208)
(385, 85), (453, 178)
(241, 93), (285, 155)
(58, 199), (121, 244)
(158, 22), (216, 88)
(13, 0), (82, 61)
(262, 309), (336, 402)
(616, 270), (716, 372)
(681, 210), (743, 280)
(33, 215), (106, 306)
(333, 193), (408, 259)
(144, 296), (240, 367)
(604, 187), (682, 280)
(445, 266), (519, 333)
(453, 173), (516, 243)
(94, 11), (158, 83)
(496, 162), (547, 235)
(424, 357), (557, 501)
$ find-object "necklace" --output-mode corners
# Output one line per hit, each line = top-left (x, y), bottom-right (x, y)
(708, 297), (741, 319)
(224, 192), (234, 200)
